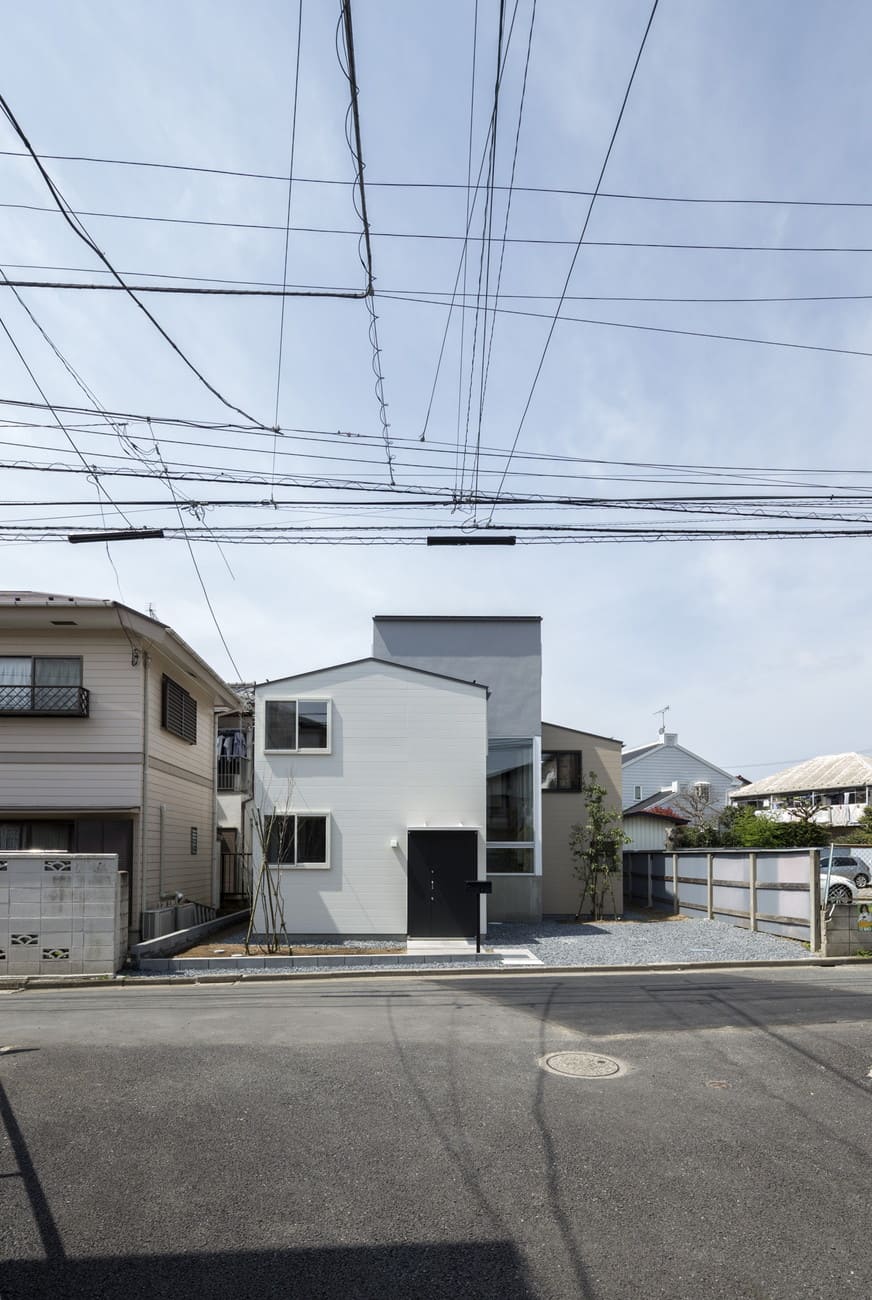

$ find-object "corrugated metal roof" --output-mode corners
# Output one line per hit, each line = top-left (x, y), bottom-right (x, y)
(735, 752), (872, 798)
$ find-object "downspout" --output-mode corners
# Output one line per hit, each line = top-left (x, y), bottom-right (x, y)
(138, 650), (151, 935)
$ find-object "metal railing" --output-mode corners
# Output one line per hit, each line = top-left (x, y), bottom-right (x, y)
(221, 851), (252, 901)
(217, 755), (251, 793)
(0, 684), (90, 716)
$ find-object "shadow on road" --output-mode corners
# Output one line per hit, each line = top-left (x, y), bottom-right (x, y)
(1, 1242), (537, 1300)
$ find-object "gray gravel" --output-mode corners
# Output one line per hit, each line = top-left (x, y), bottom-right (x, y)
(487, 916), (813, 966)
(123, 912), (814, 979)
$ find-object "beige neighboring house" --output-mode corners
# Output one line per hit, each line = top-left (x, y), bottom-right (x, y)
(541, 722), (623, 918)
(0, 592), (240, 941)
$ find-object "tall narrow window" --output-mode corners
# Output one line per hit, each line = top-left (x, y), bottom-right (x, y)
(487, 739), (535, 874)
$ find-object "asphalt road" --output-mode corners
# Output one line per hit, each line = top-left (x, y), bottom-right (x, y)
(2, 966), (872, 1300)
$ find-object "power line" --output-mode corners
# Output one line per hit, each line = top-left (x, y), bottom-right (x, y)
(6, 147), (872, 209)
(7, 266), (872, 309)
(475, 0), (537, 501)
(0, 93), (267, 428)
(17, 196), (872, 253)
(384, 292), (872, 363)
(338, 0), (394, 484)
(272, 0), (305, 471)
(489, 0), (660, 517)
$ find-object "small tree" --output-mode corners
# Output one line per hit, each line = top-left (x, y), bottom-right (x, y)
(569, 771), (630, 921)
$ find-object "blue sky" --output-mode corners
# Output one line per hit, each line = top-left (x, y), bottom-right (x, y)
(2, 1), (872, 777)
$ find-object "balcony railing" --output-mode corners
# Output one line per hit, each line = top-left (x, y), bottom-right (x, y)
(0, 685), (90, 717)
(217, 755), (251, 793)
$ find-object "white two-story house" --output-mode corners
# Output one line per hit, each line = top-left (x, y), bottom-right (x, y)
(252, 656), (488, 939)
(0, 591), (240, 940)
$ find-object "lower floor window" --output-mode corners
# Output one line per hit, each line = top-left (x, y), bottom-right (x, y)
(266, 814), (329, 867)
(0, 820), (73, 851)
(487, 846), (535, 874)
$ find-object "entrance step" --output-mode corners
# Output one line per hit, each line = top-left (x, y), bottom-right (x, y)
(492, 947), (544, 968)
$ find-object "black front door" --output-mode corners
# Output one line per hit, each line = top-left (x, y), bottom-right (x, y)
(407, 830), (479, 938)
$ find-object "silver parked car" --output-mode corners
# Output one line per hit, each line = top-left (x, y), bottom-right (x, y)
(823, 855), (870, 890)
(820, 871), (859, 906)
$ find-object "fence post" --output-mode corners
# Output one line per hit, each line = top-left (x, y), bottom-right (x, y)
(707, 853), (714, 920)
(749, 852), (757, 932)
(647, 852), (653, 908)
(809, 847), (821, 953)
(672, 852), (679, 913)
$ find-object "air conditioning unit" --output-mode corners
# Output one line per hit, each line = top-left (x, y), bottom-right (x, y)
(140, 907), (177, 940)
(174, 902), (197, 930)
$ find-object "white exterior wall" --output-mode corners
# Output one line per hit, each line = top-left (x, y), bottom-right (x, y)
(253, 661), (488, 936)
(623, 814), (677, 853)
(622, 740), (738, 810)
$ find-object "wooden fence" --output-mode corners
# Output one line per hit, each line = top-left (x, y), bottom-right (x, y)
(624, 848), (822, 949)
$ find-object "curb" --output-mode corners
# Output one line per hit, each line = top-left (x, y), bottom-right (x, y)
(2, 952), (872, 991)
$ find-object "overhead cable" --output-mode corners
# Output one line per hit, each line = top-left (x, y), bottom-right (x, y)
(0, 92), (267, 427)
(489, 0), (660, 517)
(7, 147), (872, 209)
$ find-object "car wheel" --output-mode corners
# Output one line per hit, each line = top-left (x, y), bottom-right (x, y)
(854, 874), (870, 889)
(828, 884), (853, 905)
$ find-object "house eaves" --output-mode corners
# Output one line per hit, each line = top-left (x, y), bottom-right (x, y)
(254, 656), (490, 694)
(734, 752), (872, 799)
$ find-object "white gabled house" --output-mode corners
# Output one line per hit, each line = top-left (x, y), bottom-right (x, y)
(252, 657), (488, 939)
(622, 730), (740, 813)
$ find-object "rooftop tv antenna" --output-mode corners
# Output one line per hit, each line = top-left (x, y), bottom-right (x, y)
(654, 704), (670, 735)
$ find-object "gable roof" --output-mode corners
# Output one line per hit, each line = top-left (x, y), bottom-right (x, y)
(733, 752), (872, 799)
(254, 656), (489, 693)
(622, 792), (689, 821)
(622, 736), (737, 782)
(0, 591), (241, 709)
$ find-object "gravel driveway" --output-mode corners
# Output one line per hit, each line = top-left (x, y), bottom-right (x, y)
(129, 912), (814, 978)
(488, 915), (813, 966)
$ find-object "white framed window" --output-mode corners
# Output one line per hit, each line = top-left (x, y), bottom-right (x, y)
(264, 698), (330, 753)
(633, 784), (642, 801)
(266, 813), (329, 869)
(694, 781), (711, 802)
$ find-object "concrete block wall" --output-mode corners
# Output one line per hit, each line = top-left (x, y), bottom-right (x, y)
(821, 903), (872, 957)
(0, 852), (125, 976)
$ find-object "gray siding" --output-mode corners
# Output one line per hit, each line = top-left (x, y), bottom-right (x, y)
(622, 740), (738, 810)
(372, 617), (541, 738)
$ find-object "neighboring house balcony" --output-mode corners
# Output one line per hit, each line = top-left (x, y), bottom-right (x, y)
(0, 655), (89, 717)
(0, 683), (90, 717)
(217, 754), (251, 793)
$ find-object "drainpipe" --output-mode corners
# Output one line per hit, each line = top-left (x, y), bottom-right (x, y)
(159, 803), (166, 898)
(138, 651), (151, 933)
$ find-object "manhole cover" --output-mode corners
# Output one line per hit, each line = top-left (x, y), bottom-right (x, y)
(542, 1051), (621, 1078)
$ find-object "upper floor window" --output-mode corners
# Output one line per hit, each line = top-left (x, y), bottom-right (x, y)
(693, 781), (711, 803)
(541, 750), (582, 792)
(161, 675), (197, 744)
(264, 699), (330, 752)
(0, 656), (87, 716)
